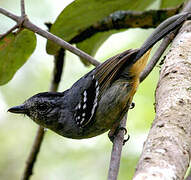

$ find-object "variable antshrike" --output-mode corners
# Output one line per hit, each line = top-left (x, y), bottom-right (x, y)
(8, 13), (191, 140)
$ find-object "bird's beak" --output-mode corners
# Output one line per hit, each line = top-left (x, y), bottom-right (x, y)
(8, 104), (27, 114)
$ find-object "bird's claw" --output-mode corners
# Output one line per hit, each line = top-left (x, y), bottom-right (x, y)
(123, 134), (130, 145)
(129, 102), (135, 109)
(108, 127), (130, 145)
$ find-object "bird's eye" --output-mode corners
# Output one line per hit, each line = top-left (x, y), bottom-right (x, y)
(37, 104), (48, 112)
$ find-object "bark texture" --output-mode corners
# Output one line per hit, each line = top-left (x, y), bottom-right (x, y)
(133, 21), (191, 180)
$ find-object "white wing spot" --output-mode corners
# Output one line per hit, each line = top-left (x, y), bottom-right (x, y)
(96, 87), (99, 96)
(83, 104), (86, 109)
(95, 81), (98, 86)
(83, 91), (87, 97)
(75, 76), (100, 127)
(84, 96), (87, 102)
(91, 102), (97, 118)
(80, 118), (85, 124)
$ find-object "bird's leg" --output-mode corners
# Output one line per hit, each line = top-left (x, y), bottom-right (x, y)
(108, 121), (120, 142)
(108, 122), (130, 145)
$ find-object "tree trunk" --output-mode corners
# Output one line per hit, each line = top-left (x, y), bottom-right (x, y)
(133, 21), (191, 180)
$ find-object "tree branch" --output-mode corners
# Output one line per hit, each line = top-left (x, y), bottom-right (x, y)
(0, 24), (18, 39)
(71, 6), (181, 43)
(0, 7), (19, 21)
(140, 32), (175, 82)
(108, 115), (127, 180)
(0, 5), (181, 66)
(50, 48), (65, 91)
(0, 7), (100, 66)
(20, 0), (26, 17)
(0, 1), (27, 39)
(21, 126), (45, 180)
(133, 16), (191, 180)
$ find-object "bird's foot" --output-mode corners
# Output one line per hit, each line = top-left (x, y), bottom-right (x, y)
(108, 126), (130, 145)
(129, 102), (135, 109)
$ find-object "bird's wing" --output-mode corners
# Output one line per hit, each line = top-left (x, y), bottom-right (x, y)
(73, 49), (139, 127)
(94, 49), (138, 98)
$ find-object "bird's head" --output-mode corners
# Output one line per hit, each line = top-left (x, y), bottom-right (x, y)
(8, 92), (65, 127)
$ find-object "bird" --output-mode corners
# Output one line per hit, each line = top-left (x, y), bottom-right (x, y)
(8, 12), (191, 140)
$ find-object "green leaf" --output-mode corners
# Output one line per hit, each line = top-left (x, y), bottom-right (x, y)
(46, 0), (154, 55)
(160, 0), (184, 8)
(0, 29), (36, 85)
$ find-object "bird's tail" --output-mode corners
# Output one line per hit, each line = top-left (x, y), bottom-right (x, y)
(133, 12), (191, 65)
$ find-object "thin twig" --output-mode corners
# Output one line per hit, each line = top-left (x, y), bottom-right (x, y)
(0, 7), (19, 21)
(0, 1), (27, 39)
(0, 7), (100, 66)
(21, 126), (45, 180)
(70, 7), (181, 44)
(0, 24), (18, 39)
(21, 49), (65, 180)
(50, 48), (65, 91)
(0, 0), (26, 39)
(108, 115), (127, 180)
(24, 20), (99, 66)
(21, 0), (26, 17)
(139, 33), (174, 82)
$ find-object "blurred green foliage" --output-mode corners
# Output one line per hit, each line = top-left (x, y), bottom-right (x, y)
(160, 0), (185, 8)
(0, 0), (184, 179)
